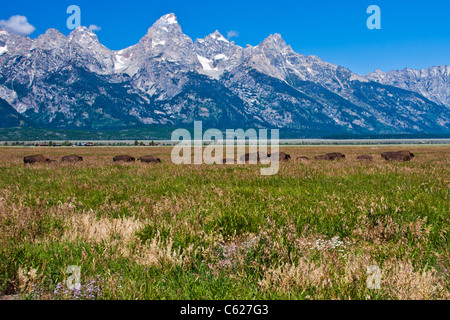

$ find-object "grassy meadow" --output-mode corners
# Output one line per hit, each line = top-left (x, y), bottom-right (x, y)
(0, 145), (448, 300)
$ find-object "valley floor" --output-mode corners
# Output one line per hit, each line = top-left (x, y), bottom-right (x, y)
(0, 146), (448, 300)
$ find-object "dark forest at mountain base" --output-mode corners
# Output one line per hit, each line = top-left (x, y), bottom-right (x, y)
(1, 126), (449, 142)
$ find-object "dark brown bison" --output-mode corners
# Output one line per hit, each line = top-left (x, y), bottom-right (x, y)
(240, 152), (264, 163)
(315, 152), (346, 161)
(138, 155), (161, 163)
(24, 155), (51, 164)
(315, 154), (332, 161)
(381, 151), (415, 162)
(61, 155), (83, 163)
(327, 152), (346, 160)
(357, 155), (373, 161)
(113, 155), (135, 163)
(270, 152), (291, 162)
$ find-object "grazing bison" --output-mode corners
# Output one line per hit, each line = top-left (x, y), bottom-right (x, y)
(24, 155), (51, 164)
(240, 152), (264, 163)
(327, 152), (346, 160)
(381, 151), (415, 162)
(315, 154), (332, 161)
(113, 155), (135, 163)
(315, 152), (346, 161)
(357, 155), (373, 161)
(138, 155), (161, 163)
(270, 152), (291, 162)
(61, 155), (83, 163)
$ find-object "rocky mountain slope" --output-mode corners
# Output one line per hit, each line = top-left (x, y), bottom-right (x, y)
(366, 66), (450, 107)
(0, 13), (448, 136)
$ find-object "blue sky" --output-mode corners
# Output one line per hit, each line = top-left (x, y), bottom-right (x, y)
(1, 0), (449, 74)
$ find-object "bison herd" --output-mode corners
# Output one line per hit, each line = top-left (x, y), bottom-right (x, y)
(296, 151), (414, 162)
(294, 151), (414, 162)
(23, 154), (161, 164)
(111, 155), (162, 163)
(23, 150), (416, 165)
(238, 152), (291, 163)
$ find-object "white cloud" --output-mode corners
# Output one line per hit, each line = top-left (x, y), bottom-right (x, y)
(0, 15), (35, 36)
(227, 30), (239, 40)
(88, 24), (101, 32)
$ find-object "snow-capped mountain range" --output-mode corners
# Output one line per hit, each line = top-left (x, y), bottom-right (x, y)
(0, 13), (449, 136)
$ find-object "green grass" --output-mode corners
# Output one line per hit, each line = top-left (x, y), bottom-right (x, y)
(0, 146), (448, 300)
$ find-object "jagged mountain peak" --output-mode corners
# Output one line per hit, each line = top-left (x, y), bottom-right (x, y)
(0, 28), (30, 40)
(35, 28), (68, 50)
(43, 28), (66, 37)
(146, 13), (182, 34)
(261, 33), (288, 47)
(0, 28), (10, 36)
(195, 30), (233, 47)
(0, 27), (32, 43)
(68, 26), (101, 45)
(404, 65), (449, 75)
(265, 33), (283, 40)
(253, 33), (294, 60)
(0, 27), (33, 55)
(194, 30), (243, 77)
(0, 28), (18, 45)
(208, 30), (229, 43)
(156, 13), (178, 25)
(437, 65), (450, 74)
(372, 68), (384, 74)
(139, 13), (192, 49)
(70, 26), (96, 34)
(37, 28), (66, 42)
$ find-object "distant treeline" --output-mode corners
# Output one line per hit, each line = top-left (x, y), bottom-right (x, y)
(1, 126), (450, 142)
(322, 133), (450, 140)
(0, 126), (174, 141)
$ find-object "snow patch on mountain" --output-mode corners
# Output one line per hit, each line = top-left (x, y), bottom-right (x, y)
(197, 54), (223, 79)
(197, 55), (216, 71)
(114, 51), (130, 71)
(214, 54), (228, 60)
